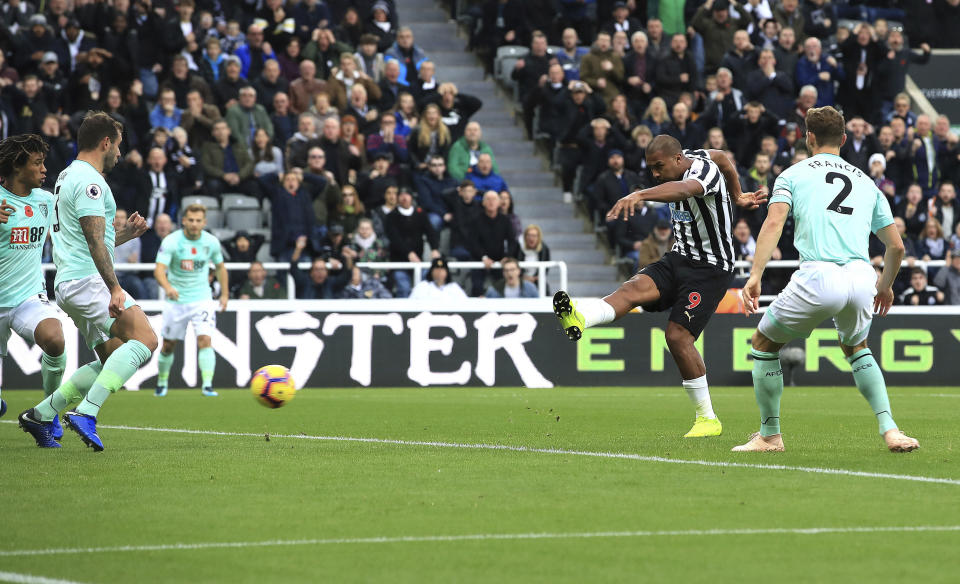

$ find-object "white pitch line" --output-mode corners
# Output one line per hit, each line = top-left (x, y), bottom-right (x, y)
(0, 571), (88, 584)
(1, 526), (959, 558)
(5, 420), (956, 487)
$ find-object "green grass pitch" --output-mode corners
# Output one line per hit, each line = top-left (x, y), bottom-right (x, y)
(1, 385), (958, 583)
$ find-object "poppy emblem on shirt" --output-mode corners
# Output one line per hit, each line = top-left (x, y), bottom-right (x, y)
(192, 247), (197, 254)
(24, 206), (33, 217)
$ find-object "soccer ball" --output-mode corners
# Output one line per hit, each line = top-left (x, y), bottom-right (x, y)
(250, 365), (296, 408)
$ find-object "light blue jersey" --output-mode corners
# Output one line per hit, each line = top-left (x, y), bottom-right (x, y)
(155, 230), (224, 303)
(51, 160), (117, 288)
(0, 186), (55, 307)
(770, 153), (894, 265)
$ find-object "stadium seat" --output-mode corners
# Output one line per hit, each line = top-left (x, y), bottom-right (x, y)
(204, 208), (225, 229)
(181, 195), (220, 210)
(495, 46), (528, 86)
(262, 198), (272, 229)
(211, 228), (234, 242)
(221, 193), (260, 211)
(225, 208), (262, 230)
(255, 244), (274, 264)
(246, 228), (270, 242)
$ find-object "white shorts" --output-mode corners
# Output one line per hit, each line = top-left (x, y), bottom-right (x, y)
(0, 294), (61, 356)
(56, 274), (138, 349)
(758, 260), (877, 346)
(161, 300), (217, 341)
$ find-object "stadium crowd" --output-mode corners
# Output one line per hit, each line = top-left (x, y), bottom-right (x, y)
(463, 0), (960, 304)
(2, 0), (960, 304)
(1, 0), (547, 300)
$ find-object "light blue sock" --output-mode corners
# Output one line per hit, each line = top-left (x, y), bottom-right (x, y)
(751, 349), (783, 437)
(848, 349), (897, 434)
(198, 347), (215, 388)
(77, 341), (153, 418)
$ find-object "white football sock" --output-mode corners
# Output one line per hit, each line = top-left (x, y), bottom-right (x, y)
(682, 374), (716, 419)
(578, 298), (616, 328)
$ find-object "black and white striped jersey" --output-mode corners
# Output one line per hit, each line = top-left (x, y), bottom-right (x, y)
(669, 149), (735, 272)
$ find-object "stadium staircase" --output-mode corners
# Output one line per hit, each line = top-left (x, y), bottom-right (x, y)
(403, 0), (619, 296)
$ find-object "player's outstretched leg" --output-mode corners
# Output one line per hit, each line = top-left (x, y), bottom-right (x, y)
(33, 361), (104, 442)
(67, 308), (157, 451)
(732, 347), (786, 452)
(198, 336), (217, 397)
(845, 347), (919, 453)
(156, 339), (176, 397)
(553, 274), (661, 341)
(36, 318), (66, 440)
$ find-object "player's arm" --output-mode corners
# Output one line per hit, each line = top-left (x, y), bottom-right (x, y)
(153, 262), (179, 301)
(79, 215), (125, 317)
(874, 222), (905, 317)
(706, 149), (768, 210)
(215, 261), (229, 311)
(741, 201), (790, 315)
(607, 179), (704, 221)
(115, 211), (148, 246)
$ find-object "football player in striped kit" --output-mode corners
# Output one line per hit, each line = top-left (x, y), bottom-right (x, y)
(554, 135), (766, 438)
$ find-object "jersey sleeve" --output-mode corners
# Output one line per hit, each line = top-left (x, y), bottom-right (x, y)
(155, 233), (176, 266)
(208, 233), (224, 264)
(70, 177), (108, 219)
(770, 173), (794, 208)
(685, 158), (721, 198)
(871, 187), (895, 233)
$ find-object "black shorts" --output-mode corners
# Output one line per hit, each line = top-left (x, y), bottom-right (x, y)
(637, 251), (734, 339)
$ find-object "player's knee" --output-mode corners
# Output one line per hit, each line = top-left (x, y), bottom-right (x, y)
(35, 322), (65, 356)
(139, 328), (159, 353)
(161, 340), (177, 355)
(665, 325), (693, 349)
(197, 335), (212, 349)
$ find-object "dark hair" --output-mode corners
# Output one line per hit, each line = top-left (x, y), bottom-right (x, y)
(0, 133), (49, 178)
(805, 106), (845, 147)
(646, 134), (682, 158)
(911, 267), (927, 277)
(77, 111), (122, 152)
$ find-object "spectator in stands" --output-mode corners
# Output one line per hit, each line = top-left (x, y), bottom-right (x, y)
(731, 217), (757, 286)
(645, 17), (670, 57)
(838, 23), (883, 122)
(341, 264), (394, 299)
(641, 97), (672, 136)
(869, 152), (897, 206)
(319, 117), (359, 186)
(933, 182), (960, 237)
(332, 185), (366, 237)
(329, 52), (383, 112)
(201, 120), (260, 198)
(840, 117), (881, 173)
(150, 88), (183, 131)
(355, 34), (385, 82)
(289, 235), (349, 299)
(773, 0), (805, 44)
(462, 190), (519, 295)
(287, 60), (326, 115)
(238, 262), (286, 299)
(300, 148), (342, 235)
(345, 218), (389, 267)
(558, 0), (597, 42)
(378, 60), (406, 111)
(719, 30), (758, 91)
(38, 114), (71, 190)
(637, 219), (675, 270)
(385, 27), (426, 87)
(886, 93), (918, 128)
(304, 28), (351, 80)
(911, 114), (941, 198)
(139, 213), (174, 299)
(113, 208), (147, 300)
(727, 101), (779, 167)
(253, 59), (289, 113)
(934, 248), (960, 304)
(222, 230), (265, 293)
(900, 267), (945, 305)
(319, 223), (349, 263)
(409, 256), (467, 300)
(877, 30), (930, 122)
(580, 31), (624, 107)
(266, 170), (317, 261)
(6, 75), (48, 135)
(395, 92), (419, 137)
(226, 86), (274, 151)
(466, 153), (509, 195)
(519, 224), (551, 287)
(214, 56), (251, 112)
(276, 38), (304, 83)
(340, 115), (368, 168)
(699, 67), (743, 131)
(371, 184), (398, 240)
(164, 54), (215, 110)
(197, 35), (227, 88)
(556, 28), (589, 81)
(512, 31), (552, 139)
(604, 94), (638, 137)
(236, 24), (276, 81)
(796, 37), (842, 108)
(286, 114), (320, 170)
(692, 0), (754, 75)
(253, 128), (285, 177)
(412, 60), (438, 105)
(896, 184), (929, 240)
(918, 218), (948, 265)
(129, 147), (180, 228)
(408, 103), (453, 170)
(365, 113), (409, 166)
(802, 0), (837, 40)
(746, 49), (794, 120)
(526, 63), (568, 147)
(486, 257), (538, 298)
(499, 191), (522, 236)
(413, 155), (457, 231)
(786, 85), (817, 134)
(935, 0), (960, 49)
(357, 151), (395, 210)
(774, 26), (799, 76)
(656, 34), (697, 108)
(425, 82), (483, 142)
(337, 5), (366, 48)
(595, 149), (642, 226)
(447, 179), (482, 256)
(386, 189), (440, 297)
(181, 89), (222, 150)
(623, 31), (657, 113)
(448, 122), (498, 181)
(664, 101), (705, 150)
